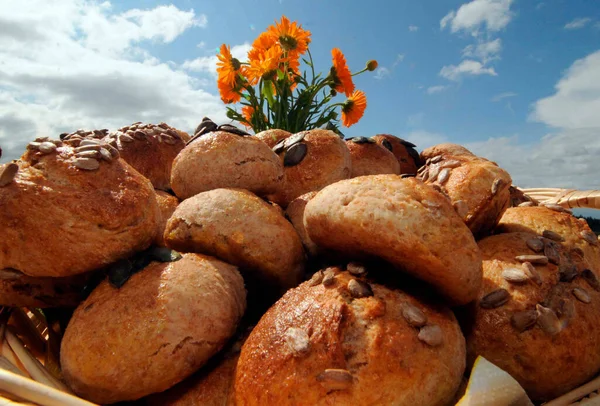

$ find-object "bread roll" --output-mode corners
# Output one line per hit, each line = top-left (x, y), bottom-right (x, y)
(372, 134), (420, 174)
(254, 129), (292, 148)
(345, 137), (400, 177)
(154, 190), (179, 247)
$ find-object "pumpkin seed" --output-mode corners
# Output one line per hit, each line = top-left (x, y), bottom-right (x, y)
(522, 262), (543, 285)
(454, 200), (469, 218)
(572, 287), (591, 304)
(437, 168), (451, 184)
(347, 279), (373, 298)
(316, 369), (353, 391)
(418, 325), (443, 346)
(74, 157), (100, 170)
(431, 155), (443, 164)
(582, 269), (600, 291)
(59, 132), (69, 140)
(511, 310), (538, 332)
(322, 268), (336, 287)
(108, 259), (133, 288)
(308, 270), (324, 286)
(491, 178), (504, 195)
(515, 255), (549, 265)
(543, 230), (564, 242)
(0, 163), (18, 187)
(401, 303), (427, 327)
(347, 262), (366, 276)
(38, 142), (57, 154)
(536, 304), (561, 335)
(349, 136), (373, 144)
(480, 289), (510, 309)
(284, 327), (310, 354)
(526, 238), (544, 253)
(544, 241), (560, 265)
(581, 230), (598, 245)
(559, 264), (578, 282)
(502, 267), (530, 283)
(218, 124), (250, 136)
(381, 139), (393, 152)
(284, 142), (307, 167)
(119, 134), (134, 143)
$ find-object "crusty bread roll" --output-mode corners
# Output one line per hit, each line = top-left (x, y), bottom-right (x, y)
(0, 137), (159, 278)
(234, 268), (466, 406)
(60, 253), (246, 404)
(304, 175), (482, 305)
(466, 232), (600, 401)
(254, 129), (292, 148)
(372, 134), (420, 174)
(104, 122), (186, 191)
(170, 131), (284, 200)
(345, 137), (400, 177)
(164, 188), (305, 294)
(154, 190), (179, 247)
(417, 144), (512, 238)
(285, 191), (320, 257)
(266, 129), (352, 207)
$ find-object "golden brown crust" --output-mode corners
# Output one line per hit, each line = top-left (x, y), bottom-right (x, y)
(104, 122), (186, 191)
(466, 232), (600, 401)
(60, 253), (246, 404)
(164, 188), (305, 293)
(170, 131), (284, 200)
(0, 269), (90, 308)
(285, 191), (320, 257)
(154, 190), (179, 247)
(372, 134), (420, 174)
(254, 129), (292, 148)
(267, 129), (352, 207)
(304, 175), (482, 305)
(345, 139), (400, 177)
(234, 269), (466, 406)
(417, 145), (512, 238)
(421, 143), (475, 159)
(0, 140), (160, 278)
(497, 206), (600, 272)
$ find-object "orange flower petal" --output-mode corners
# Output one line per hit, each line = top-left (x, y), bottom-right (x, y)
(341, 90), (367, 127)
(332, 48), (355, 97)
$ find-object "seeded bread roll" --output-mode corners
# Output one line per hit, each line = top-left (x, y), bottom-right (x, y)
(285, 191), (320, 257)
(60, 253), (246, 404)
(170, 130), (284, 200)
(164, 188), (305, 294)
(0, 138), (159, 278)
(465, 232), (600, 401)
(304, 175), (482, 305)
(103, 122), (186, 191)
(234, 268), (465, 406)
(496, 206), (600, 272)
(420, 143), (475, 160)
(266, 129), (352, 207)
(154, 190), (179, 247)
(254, 129), (292, 148)
(0, 269), (90, 308)
(417, 145), (512, 238)
(345, 137), (400, 177)
(372, 134), (421, 174)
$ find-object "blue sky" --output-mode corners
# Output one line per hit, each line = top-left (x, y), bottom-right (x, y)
(0, 0), (599, 213)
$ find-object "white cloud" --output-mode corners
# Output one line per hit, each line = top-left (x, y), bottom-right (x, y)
(402, 130), (448, 150)
(197, 41), (206, 48)
(462, 38), (502, 63)
(440, 0), (514, 36)
(393, 54), (405, 67)
(491, 91), (517, 102)
(564, 17), (592, 30)
(408, 25), (419, 32)
(374, 67), (391, 80)
(0, 1), (234, 162)
(427, 85), (450, 94)
(440, 60), (497, 80)
(182, 43), (251, 74)
(531, 50), (600, 129)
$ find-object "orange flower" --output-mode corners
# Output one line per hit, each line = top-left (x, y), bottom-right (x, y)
(241, 106), (266, 127)
(217, 44), (241, 87)
(331, 48), (354, 97)
(218, 76), (242, 104)
(341, 90), (367, 127)
(267, 16), (311, 56)
(246, 46), (282, 86)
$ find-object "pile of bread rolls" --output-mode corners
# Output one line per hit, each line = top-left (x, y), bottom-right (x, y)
(0, 118), (598, 406)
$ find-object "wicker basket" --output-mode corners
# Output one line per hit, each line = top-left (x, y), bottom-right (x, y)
(0, 188), (598, 406)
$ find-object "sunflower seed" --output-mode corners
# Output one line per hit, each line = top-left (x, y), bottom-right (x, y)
(157, 122), (169, 129)
(316, 369), (353, 391)
(543, 203), (572, 214)
(322, 268), (336, 287)
(34, 136), (49, 142)
(80, 139), (102, 147)
(401, 303), (427, 327)
(543, 230), (564, 242)
(420, 169), (429, 182)
(544, 241), (560, 265)
(272, 139), (286, 154)
(536, 304), (561, 335)
(571, 247), (585, 260)
(347, 279), (373, 298)
(27, 142), (41, 150)
(425, 158), (432, 165)
(133, 130), (146, 140)
(511, 310), (538, 332)
(284, 142), (307, 167)
(431, 155), (443, 164)
(480, 289), (510, 309)
(93, 129), (105, 137)
(522, 262), (543, 285)
(161, 135), (177, 145)
(515, 255), (549, 265)
(284, 132), (306, 148)
(347, 262), (366, 276)
(349, 136), (372, 144)
(77, 150), (100, 159)
(502, 267), (530, 283)
(559, 263), (578, 282)
(284, 327), (310, 354)
(75, 145), (101, 153)
(418, 325), (443, 346)
(558, 298), (575, 326)
(308, 270), (324, 286)
(526, 238), (544, 253)
(0, 163), (18, 187)
(381, 139), (393, 152)
(581, 230), (598, 245)
(417, 165), (426, 173)
(50, 140), (63, 147)
(428, 165), (440, 182)
(437, 168), (451, 184)
(491, 178), (504, 195)
(74, 157), (100, 170)
(106, 142), (119, 156)
(572, 287), (591, 304)
(99, 148), (112, 162)
(454, 200), (469, 218)
(441, 159), (461, 169)
(582, 269), (600, 291)
(119, 134), (134, 143)
(38, 142), (57, 154)
(518, 201), (536, 207)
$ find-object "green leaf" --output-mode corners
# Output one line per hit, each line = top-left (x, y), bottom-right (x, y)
(276, 69), (285, 81)
(262, 80), (276, 108)
(302, 58), (313, 67)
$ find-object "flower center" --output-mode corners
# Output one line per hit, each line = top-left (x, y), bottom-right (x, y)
(231, 58), (241, 71)
(279, 35), (298, 51)
(342, 100), (355, 113)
